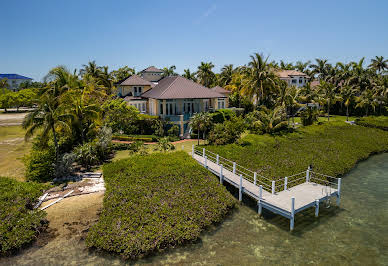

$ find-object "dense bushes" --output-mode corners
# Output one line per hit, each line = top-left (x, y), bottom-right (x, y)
(25, 148), (56, 182)
(112, 134), (158, 142)
(0, 177), (48, 256)
(355, 116), (388, 131)
(206, 122), (388, 179)
(86, 152), (236, 259)
(208, 116), (246, 145)
(300, 106), (319, 126)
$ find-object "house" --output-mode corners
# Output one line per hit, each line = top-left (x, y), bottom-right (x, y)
(276, 70), (308, 87)
(117, 68), (229, 136)
(139, 66), (164, 83)
(0, 74), (32, 91)
(211, 86), (231, 103)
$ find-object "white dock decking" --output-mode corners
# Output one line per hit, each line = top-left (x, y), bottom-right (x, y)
(192, 146), (341, 231)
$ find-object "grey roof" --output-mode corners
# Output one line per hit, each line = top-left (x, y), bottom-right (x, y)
(120, 74), (154, 86)
(0, 74), (32, 80)
(211, 85), (231, 94)
(141, 76), (226, 99)
(141, 66), (163, 73)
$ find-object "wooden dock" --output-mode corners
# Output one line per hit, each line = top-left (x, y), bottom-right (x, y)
(192, 146), (341, 231)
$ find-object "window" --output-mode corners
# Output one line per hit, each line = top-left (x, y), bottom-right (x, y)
(292, 79), (297, 84)
(299, 79), (303, 84)
(217, 98), (225, 109)
(160, 102), (163, 114)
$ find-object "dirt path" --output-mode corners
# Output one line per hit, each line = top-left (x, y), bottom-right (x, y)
(0, 112), (28, 126)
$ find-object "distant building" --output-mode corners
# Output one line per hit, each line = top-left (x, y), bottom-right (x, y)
(276, 70), (308, 88)
(139, 66), (164, 83)
(0, 74), (33, 92)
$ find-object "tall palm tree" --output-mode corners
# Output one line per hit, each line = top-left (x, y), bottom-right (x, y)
(318, 80), (342, 121)
(219, 64), (234, 87)
(295, 61), (311, 73)
(310, 59), (330, 80)
(189, 112), (212, 145)
(182, 69), (197, 81)
(369, 56), (387, 74)
(80, 61), (102, 78)
(340, 85), (356, 121)
(197, 62), (216, 88)
(279, 60), (294, 70)
(356, 89), (378, 116)
(162, 65), (177, 77)
(242, 53), (276, 106)
(225, 73), (244, 107)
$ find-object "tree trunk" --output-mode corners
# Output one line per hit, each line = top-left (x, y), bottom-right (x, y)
(197, 128), (200, 145)
(52, 124), (59, 164)
(327, 101), (330, 122)
(346, 105), (349, 121)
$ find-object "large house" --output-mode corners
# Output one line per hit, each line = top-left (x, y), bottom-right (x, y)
(117, 66), (229, 136)
(0, 74), (32, 91)
(276, 70), (308, 87)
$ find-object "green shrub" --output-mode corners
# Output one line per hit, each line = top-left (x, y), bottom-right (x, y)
(25, 148), (55, 182)
(300, 106), (319, 126)
(112, 134), (158, 142)
(206, 122), (388, 180)
(0, 177), (48, 256)
(167, 124), (180, 137)
(355, 116), (388, 131)
(210, 109), (235, 124)
(208, 116), (246, 145)
(102, 99), (139, 134)
(86, 152), (236, 259)
(154, 137), (175, 152)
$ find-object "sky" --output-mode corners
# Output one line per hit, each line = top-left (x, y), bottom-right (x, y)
(1, 0), (387, 81)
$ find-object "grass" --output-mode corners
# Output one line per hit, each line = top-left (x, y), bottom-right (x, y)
(355, 116), (388, 131)
(205, 122), (388, 183)
(0, 177), (48, 256)
(86, 151), (236, 260)
(293, 115), (357, 124)
(0, 125), (31, 181)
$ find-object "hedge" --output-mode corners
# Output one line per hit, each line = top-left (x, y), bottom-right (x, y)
(112, 134), (159, 142)
(205, 122), (388, 179)
(355, 116), (388, 131)
(86, 151), (236, 259)
(0, 177), (48, 256)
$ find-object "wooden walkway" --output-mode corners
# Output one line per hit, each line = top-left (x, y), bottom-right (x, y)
(192, 146), (341, 231)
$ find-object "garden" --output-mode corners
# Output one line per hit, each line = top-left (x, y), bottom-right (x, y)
(86, 151), (236, 259)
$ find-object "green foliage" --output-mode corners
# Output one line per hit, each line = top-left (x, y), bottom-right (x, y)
(300, 106), (320, 126)
(355, 116), (388, 131)
(206, 122), (388, 179)
(102, 98), (139, 134)
(0, 177), (48, 256)
(245, 106), (288, 134)
(25, 147), (56, 182)
(155, 137), (175, 152)
(167, 124), (180, 137)
(127, 141), (146, 154)
(112, 134), (157, 142)
(86, 152), (236, 259)
(208, 116), (246, 145)
(210, 109), (235, 123)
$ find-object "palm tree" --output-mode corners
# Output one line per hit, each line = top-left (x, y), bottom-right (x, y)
(197, 62), (216, 88)
(0, 78), (8, 95)
(369, 56), (387, 74)
(80, 61), (102, 78)
(182, 69), (197, 81)
(189, 112), (212, 145)
(356, 89), (378, 116)
(219, 64), (234, 87)
(162, 65), (177, 77)
(225, 73), (244, 107)
(318, 80), (342, 121)
(340, 85), (356, 121)
(295, 61), (311, 73)
(242, 53), (276, 106)
(279, 60), (294, 70)
(310, 59), (330, 80)
(248, 106), (288, 134)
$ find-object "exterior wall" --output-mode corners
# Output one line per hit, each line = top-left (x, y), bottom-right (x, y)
(120, 85), (151, 97)
(280, 75), (307, 88)
(140, 72), (163, 82)
(6, 79), (30, 92)
(126, 100), (148, 113)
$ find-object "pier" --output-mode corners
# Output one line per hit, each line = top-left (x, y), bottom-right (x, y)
(192, 145), (341, 231)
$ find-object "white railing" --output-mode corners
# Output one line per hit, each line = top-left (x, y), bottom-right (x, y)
(193, 145), (341, 195)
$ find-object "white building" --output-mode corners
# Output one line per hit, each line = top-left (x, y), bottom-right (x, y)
(0, 74), (33, 92)
(276, 70), (308, 88)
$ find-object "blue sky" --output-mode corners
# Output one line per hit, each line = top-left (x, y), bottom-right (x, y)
(1, 0), (387, 81)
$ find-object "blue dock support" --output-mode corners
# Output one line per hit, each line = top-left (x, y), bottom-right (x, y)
(254, 172), (257, 185)
(290, 197), (295, 231)
(258, 185), (263, 215)
(220, 164), (223, 184)
(284, 177), (288, 190)
(337, 178), (342, 206)
(239, 174), (243, 201)
(272, 180), (275, 195)
(315, 199), (319, 217)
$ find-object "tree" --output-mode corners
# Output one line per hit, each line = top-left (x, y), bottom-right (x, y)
(318, 80), (342, 121)
(0, 91), (14, 112)
(189, 112), (212, 145)
(225, 73), (244, 107)
(162, 65), (177, 77)
(245, 106), (288, 134)
(79, 60), (102, 78)
(219, 64), (234, 87)
(242, 53), (277, 106)
(110, 66), (135, 83)
(369, 56), (387, 74)
(295, 61), (311, 73)
(197, 62), (216, 88)
(102, 98), (139, 134)
(0, 78), (9, 95)
(310, 59), (331, 80)
(182, 69), (197, 81)
(356, 89), (378, 116)
(340, 85), (356, 121)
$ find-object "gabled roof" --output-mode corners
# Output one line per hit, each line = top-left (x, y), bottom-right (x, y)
(141, 76), (226, 99)
(276, 70), (307, 78)
(211, 85), (231, 95)
(120, 74), (154, 86)
(141, 66), (163, 73)
(0, 74), (32, 80)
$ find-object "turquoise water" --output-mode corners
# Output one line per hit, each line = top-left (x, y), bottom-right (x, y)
(2, 153), (388, 265)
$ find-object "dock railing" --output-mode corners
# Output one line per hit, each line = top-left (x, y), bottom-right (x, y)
(193, 146), (341, 195)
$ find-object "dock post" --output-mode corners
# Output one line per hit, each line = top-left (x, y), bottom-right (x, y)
(204, 156), (208, 168)
(272, 180), (275, 195)
(258, 185), (263, 215)
(284, 177), (288, 191)
(216, 154), (219, 165)
(290, 197), (295, 231)
(192, 145), (194, 158)
(233, 162), (236, 174)
(202, 148), (205, 158)
(315, 199), (319, 217)
(239, 174), (243, 202)
(254, 172), (257, 185)
(220, 164), (223, 184)
(306, 166), (311, 182)
(337, 178), (341, 206)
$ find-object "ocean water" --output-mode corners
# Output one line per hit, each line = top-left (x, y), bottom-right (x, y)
(2, 153), (388, 265)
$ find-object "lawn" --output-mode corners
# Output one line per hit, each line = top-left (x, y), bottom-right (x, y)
(355, 116), (388, 131)
(292, 115), (357, 125)
(0, 177), (48, 256)
(205, 122), (388, 182)
(0, 125), (31, 181)
(86, 151), (236, 260)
